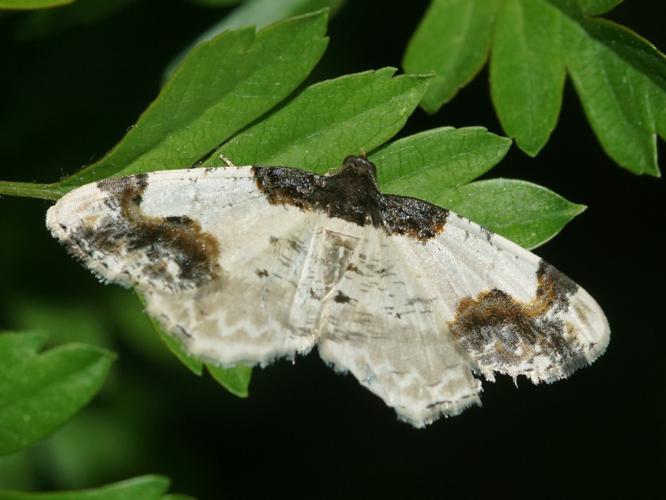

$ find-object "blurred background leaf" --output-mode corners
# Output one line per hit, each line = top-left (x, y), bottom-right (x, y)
(0, 475), (177, 499)
(0, 0), (74, 10)
(164, 0), (345, 80)
(190, 0), (246, 6)
(0, 332), (114, 456)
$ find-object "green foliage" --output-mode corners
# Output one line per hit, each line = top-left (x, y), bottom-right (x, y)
(371, 126), (511, 192)
(578, 0), (622, 16)
(403, 0), (498, 113)
(0, 475), (180, 499)
(435, 179), (586, 249)
(210, 68), (431, 171)
(370, 127), (583, 249)
(54, 10), (329, 193)
(165, 0), (344, 79)
(0, 332), (114, 456)
(207, 364), (252, 398)
(137, 293), (252, 396)
(403, 0), (666, 175)
(0, 0), (73, 9)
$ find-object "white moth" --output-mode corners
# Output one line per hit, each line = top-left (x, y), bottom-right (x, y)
(46, 156), (609, 427)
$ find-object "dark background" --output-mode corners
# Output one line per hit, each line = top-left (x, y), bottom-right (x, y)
(1, 1), (664, 498)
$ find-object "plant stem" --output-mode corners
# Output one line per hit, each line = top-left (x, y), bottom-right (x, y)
(0, 181), (62, 201)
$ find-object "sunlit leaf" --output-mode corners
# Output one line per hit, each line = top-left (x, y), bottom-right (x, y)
(435, 178), (587, 249)
(371, 126), (511, 193)
(403, 0), (498, 113)
(210, 68), (431, 171)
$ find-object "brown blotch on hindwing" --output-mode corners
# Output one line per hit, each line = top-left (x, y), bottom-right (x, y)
(449, 260), (584, 379)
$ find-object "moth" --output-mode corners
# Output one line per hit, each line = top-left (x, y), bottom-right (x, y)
(46, 156), (609, 427)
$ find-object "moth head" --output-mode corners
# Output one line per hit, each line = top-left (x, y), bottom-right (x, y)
(342, 155), (378, 180)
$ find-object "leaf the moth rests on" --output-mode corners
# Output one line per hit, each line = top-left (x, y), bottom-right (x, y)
(0, 474), (172, 499)
(207, 364), (253, 398)
(210, 68), (431, 172)
(136, 293), (203, 376)
(490, 0), (565, 156)
(403, 0), (499, 113)
(434, 178), (586, 249)
(137, 293), (253, 398)
(0, 331), (114, 456)
(370, 126), (511, 194)
(54, 10), (329, 191)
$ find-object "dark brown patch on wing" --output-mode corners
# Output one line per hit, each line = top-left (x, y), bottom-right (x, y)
(449, 260), (584, 380)
(334, 290), (352, 304)
(70, 174), (220, 290)
(380, 195), (448, 241)
(255, 268), (269, 278)
(253, 156), (448, 241)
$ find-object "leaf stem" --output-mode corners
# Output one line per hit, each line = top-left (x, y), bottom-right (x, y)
(0, 181), (62, 201)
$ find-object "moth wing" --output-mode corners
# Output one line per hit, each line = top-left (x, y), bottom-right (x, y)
(314, 220), (482, 427)
(397, 207), (610, 384)
(46, 168), (329, 365)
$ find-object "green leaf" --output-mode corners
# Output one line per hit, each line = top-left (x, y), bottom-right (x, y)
(7, 299), (111, 349)
(208, 68), (431, 171)
(402, 0), (499, 113)
(403, 0), (666, 174)
(0, 0), (73, 9)
(578, 0), (622, 16)
(370, 126), (512, 195)
(0, 475), (172, 499)
(207, 364), (252, 398)
(490, 0), (565, 155)
(561, 14), (666, 175)
(51, 10), (329, 193)
(0, 332), (114, 456)
(135, 292), (253, 397)
(135, 293), (203, 376)
(435, 178), (586, 249)
(165, 0), (344, 80)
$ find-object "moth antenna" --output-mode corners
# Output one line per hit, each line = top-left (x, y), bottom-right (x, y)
(219, 154), (236, 167)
